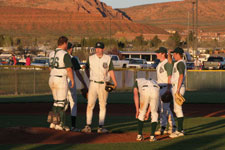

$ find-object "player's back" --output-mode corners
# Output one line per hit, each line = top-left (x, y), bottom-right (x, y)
(49, 48), (68, 76)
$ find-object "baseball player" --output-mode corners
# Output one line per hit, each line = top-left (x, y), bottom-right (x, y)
(81, 42), (117, 133)
(48, 36), (74, 131)
(168, 47), (186, 138)
(66, 42), (88, 132)
(133, 78), (160, 142)
(155, 47), (176, 135)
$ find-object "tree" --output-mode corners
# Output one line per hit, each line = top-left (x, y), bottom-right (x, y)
(166, 31), (181, 49)
(150, 35), (162, 48)
(133, 35), (147, 49)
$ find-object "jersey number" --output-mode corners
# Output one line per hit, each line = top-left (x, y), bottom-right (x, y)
(50, 57), (59, 68)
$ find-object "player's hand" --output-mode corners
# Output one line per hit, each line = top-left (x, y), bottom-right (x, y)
(144, 113), (149, 120)
(135, 111), (139, 119)
(168, 49), (173, 53)
(70, 81), (75, 88)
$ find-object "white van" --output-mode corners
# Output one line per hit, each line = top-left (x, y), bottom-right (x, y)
(120, 51), (157, 64)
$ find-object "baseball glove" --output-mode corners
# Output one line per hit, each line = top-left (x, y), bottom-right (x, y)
(161, 90), (173, 103)
(80, 88), (88, 100)
(105, 82), (115, 92)
(175, 93), (185, 106)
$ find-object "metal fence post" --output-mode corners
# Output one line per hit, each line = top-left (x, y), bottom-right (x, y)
(33, 69), (36, 94)
(122, 70), (125, 89)
(14, 69), (18, 95)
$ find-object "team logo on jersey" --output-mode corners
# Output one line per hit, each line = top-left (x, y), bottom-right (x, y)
(160, 67), (164, 73)
(103, 62), (108, 69)
(173, 68), (177, 73)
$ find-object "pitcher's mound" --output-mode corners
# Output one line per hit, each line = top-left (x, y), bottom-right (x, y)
(0, 127), (170, 144)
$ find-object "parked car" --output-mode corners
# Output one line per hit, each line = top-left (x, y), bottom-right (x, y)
(126, 58), (149, 69)
(31, 57), (49, 67)
(202, 56), (225, 70)
(186, 62), (195, 70)
(110, 55), (129, 69)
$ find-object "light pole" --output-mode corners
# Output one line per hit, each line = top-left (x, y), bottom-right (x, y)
(195, 0), (198, 56)
(192, 1), (195, 55)
(109, 17), (112, 50)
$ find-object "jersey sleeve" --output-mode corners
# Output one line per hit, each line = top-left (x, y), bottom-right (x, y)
(71, 57), (81, 70)
(64, 53), (73, 68)
(85, 58), (90, 69)
(164, 62), (173, 76)
(109, 58), (114, 71)
(133, 81), (138, 89)
(177, 62), (185, 75)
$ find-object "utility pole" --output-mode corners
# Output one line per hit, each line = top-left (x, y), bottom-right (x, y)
(109, 17), (112, 51)
(192, 1), (196, 55)
(187, 11), (190, 53)
(195, 0), (199, 57)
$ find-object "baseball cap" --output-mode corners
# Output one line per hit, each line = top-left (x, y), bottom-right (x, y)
(67, 42), (74, 50)
(95, 42), (105, 49)
(172, 47), (184, 54)
(155, 47), (167, 53)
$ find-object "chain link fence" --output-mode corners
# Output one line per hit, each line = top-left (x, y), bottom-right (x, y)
(1, 66), (225, 95)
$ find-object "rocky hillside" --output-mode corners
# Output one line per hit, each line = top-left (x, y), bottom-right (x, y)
(0, 0), (167, 38)
(0, 0), (128, 20)
(122, 0), (225, 32)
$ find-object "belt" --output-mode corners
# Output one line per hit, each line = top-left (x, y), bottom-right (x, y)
(54, 75), (63, 78)
(90, 80), (105, 84)
(160, 85), (167, 89)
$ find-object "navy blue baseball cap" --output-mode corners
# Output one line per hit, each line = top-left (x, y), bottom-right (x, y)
(155, 47), (167, 53)
(172, 47), (184, 54)
(95, 42), (105, 49)
(67, 42), (74, 50)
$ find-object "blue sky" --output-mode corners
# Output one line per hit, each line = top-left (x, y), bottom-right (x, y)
(101, 0), (182, 8)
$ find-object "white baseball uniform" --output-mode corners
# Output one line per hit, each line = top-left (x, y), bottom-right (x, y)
(135, 78), (160, 123)
(156, 59), (176, 128)
(49, 48), (72, 106)
(171, 60), (186, 118)
(86, 54), (113, 126)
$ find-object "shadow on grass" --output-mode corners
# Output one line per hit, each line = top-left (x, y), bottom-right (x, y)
(185, 118), (225, 135)
(157, 132), (225, 150)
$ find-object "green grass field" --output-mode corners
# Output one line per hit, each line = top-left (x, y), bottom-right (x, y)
(0, 91), (225, 150)
(0, 91), (225, 104)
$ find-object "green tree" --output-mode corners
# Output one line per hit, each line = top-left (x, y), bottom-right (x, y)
(166, 31), (181, 49)
(150, 35), (162, 48)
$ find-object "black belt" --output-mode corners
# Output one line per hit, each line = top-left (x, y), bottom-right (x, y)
(52, 75), (63, 78)
(160, 85), (167, 89)
(90, 80), (104, 84)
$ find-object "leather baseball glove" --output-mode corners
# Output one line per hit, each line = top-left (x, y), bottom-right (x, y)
(161, 90), (173, 103)
(175, 93), (185, 106)
(105, 82), (115, 92)
(80, 88), (88, 100)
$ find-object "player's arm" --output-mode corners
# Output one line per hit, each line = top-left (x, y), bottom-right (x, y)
(72, 57), (88, 89)
(133, 87), (139, 119)
(177, 62), (185, 94)
(109, 59), (117, 88)
(145, 104), (151, 120)
(75, 70), (88, 89)
(85, 58), (90, 79)
(165, 62), (173, 91)
(64, 54), (74, 88)
(168, 50), (173, 64)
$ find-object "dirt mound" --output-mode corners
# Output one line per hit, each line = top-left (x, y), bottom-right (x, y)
(122, 0), (225, 32)
(0, 127), (170, 144)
